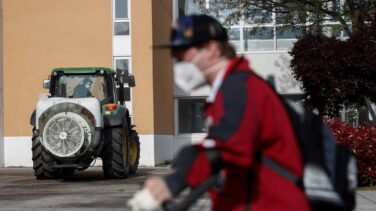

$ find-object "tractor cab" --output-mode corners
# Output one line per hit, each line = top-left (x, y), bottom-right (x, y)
(43, 67), (135, 105)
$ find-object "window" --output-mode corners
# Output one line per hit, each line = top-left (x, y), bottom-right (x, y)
(114, 57), (131, 101)
(114, 21), (130, 36)
(178, 98), (207, 134)
(342, 23), (352, 38)
(227, 27), (241, 52)
(113, 0), (130, 36)
(276, 27), (303, 50)
(115, 58), (130, 83)
(55, 75), (108, 101)
(115, 0), (128, 18)
(243, 27), (274, 52)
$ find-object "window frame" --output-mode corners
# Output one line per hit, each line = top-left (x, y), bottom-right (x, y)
(175, 97), (208, 135)
(113, 0), (129, 19)
(113, 56), (132, 102)
(113, 20), (130, 36)
(113, 0), (130, 37)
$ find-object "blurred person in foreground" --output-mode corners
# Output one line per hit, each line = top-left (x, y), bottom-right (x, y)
(128, 14), (310, 211)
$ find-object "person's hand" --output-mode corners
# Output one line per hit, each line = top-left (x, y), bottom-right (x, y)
(127, 176), (172, 211)
(144, 176), (173, 204)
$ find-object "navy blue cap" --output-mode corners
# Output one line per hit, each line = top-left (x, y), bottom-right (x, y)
(155, 15), (228, 48)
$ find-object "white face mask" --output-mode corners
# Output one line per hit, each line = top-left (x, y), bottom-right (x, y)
(173, 51), (228, 93)
(173, 50), (205, 93)
(173, 62), (206, 93)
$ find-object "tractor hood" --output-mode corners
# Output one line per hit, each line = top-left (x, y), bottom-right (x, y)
(35, 97), (103, 129)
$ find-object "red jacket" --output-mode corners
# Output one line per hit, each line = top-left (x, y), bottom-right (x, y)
(165, 57), (310, 211)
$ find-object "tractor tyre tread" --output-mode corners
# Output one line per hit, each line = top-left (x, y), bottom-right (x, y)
(101, 127), (129, 179)
(129, 130), (140, 175)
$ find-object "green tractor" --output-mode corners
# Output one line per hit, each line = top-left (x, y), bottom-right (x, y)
(30, 67), (140, 179)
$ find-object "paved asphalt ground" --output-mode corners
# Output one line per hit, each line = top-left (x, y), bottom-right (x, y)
(0, 167), (375, 211)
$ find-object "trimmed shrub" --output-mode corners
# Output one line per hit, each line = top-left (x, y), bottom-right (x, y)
(326, 119), (376, 186)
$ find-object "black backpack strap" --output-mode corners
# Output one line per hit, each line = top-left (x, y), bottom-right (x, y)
(257, 153), (303, 189)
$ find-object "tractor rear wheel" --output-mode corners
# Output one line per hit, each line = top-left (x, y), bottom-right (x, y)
(128, 130), (140, 174)
(32, 128), (60, 180)
(101, 127), (130, 178)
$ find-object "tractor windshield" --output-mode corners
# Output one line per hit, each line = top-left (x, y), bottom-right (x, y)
(54, 74), (108, 101)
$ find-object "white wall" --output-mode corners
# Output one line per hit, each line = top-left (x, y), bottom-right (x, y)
(173, 52), (302, 98)
(3, 137), (32, 167)
(154, 135), (174, 165)
(0, 115), (3, 167)
(139, 135), (175, 167)
(0, 0), (3, 167)
(139, 135), (155, 166)
(113, 36), (132, 56)
(174, 133), (205, 153)
(244, 52), (302, 94)
(2, 135), (175, 167)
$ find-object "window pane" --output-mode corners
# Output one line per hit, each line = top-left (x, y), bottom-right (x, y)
(245, 9), (272, 24)
(209, 0), (240, 25)
(276, 27), (302, 50)
(244, 27), (274, 40)
(276, 13), (288, 24)
(178, 99), (206, 133)
(114, 22), (130, 35)
(243, 27), (274, 52)
(179, 0), (205, 16)
(227, 28), (240, 40)
(331, 0), (342, 13)
(115, 59), (129, 83)
(55, 75), (107, 101)
(227, 28), (240, 52)
(229, 41), (241, 52)
(342, 24), (352, 38)
(276, 27), (302, 39)
(322, 24), (342, 38)
(323, 24), (352, 40)
(276, 12), (303, 25)
(307, 12), (321, 22)
(115, 0), (128, 19)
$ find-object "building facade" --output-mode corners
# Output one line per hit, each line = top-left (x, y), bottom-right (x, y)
(0, 0), (175, 167)
(0, 0), (307, 167)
